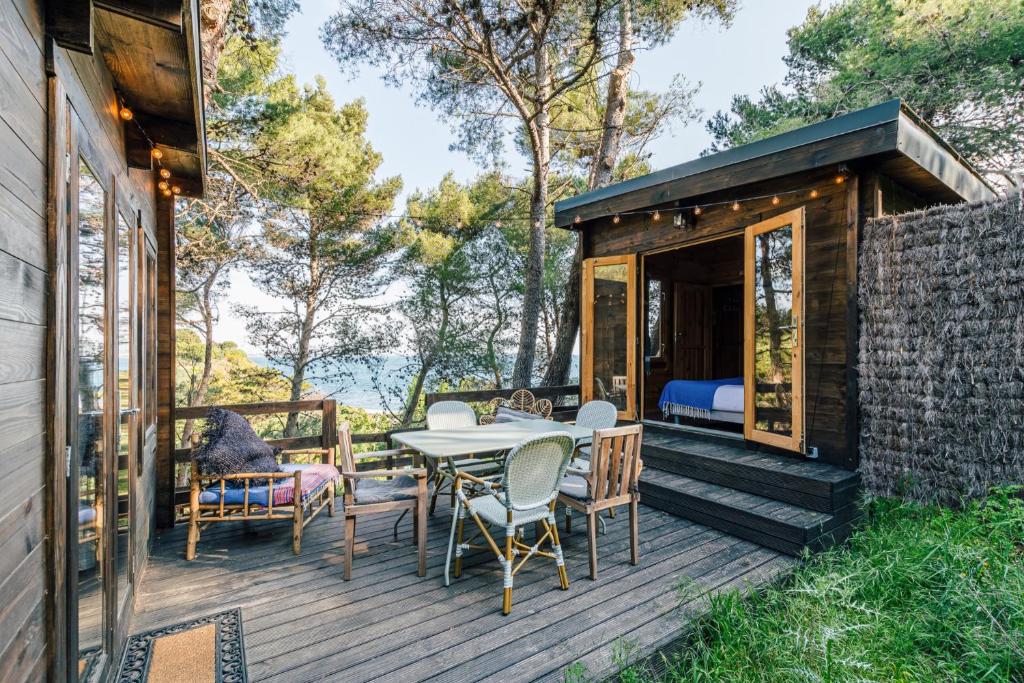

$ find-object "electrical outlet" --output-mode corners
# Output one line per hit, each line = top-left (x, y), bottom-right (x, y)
(807, 446), (819, 459)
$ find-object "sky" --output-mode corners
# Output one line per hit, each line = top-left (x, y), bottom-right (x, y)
(215, 0), (824, 352)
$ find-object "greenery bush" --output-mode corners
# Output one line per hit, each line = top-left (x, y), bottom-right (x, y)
(620, 488), (1024, 682)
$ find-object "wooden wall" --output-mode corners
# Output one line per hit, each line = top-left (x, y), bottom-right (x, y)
(583, 167), (859, 469)
(0, 0), (164, 678)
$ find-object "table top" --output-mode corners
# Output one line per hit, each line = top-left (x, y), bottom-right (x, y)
(392, 419), (592, 459)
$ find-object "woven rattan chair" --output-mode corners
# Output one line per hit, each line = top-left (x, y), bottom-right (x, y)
(571, 400), (618, 462)
(478, 389), (553, 425)
(558, 424), (643, 579)
(450, 432), (574, 614)
(425, 401), (502, 514)
(338, 422), (428, 580)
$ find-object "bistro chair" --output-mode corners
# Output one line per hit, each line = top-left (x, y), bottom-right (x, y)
(571, 399), (618, 463)
(450, 432), (574, 615)
(338, 422), (428, 580)
(425, 401), (502, 515)
(558, 424), (643, 579)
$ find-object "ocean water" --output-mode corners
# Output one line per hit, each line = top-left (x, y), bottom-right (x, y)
(249, 354), (579, 412)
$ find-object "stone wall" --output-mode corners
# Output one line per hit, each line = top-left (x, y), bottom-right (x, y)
(859, 196), (1024, 505)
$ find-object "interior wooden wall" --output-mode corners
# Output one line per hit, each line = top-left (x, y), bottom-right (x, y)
(583, 167), (858, 468)
(0, 0), (163, 678)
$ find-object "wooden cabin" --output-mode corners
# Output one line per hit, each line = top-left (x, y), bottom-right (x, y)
(0, 0), (205, 680)
(555, 101), (996, 553)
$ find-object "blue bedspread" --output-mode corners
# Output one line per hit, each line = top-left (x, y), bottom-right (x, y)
(658, 377), (743, 414)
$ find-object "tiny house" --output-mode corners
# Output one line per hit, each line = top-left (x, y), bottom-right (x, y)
(556, 100), (995, 471)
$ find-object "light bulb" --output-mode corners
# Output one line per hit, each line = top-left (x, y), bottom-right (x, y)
(574, 215), (582, 224)
(158, 181), (168, 190)
(693, 206), (702, 216)
(771, 196), (781, 206)
(612, 214), (621, 224)
(810, 189), (819, 199)
(172, 186), (181, 195)
(151, 148), (163, 160)
(119, 106), (133, 121)
(160, 168), (171, 179)
(652, 210), (661, 221)
(731, 201), (741, 211)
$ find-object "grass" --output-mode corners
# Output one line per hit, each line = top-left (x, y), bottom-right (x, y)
(616, 487), (1024, 683)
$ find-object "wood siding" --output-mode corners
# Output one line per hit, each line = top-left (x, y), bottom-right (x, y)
(0, 0), (164, 678)
(584, 168), (858, 469)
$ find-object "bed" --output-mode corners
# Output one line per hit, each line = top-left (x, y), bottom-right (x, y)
(657, 377), (744, 424)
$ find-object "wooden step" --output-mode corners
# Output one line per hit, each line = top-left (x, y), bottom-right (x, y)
(639, 468), (860, 556)
(642, 426), (859, 513)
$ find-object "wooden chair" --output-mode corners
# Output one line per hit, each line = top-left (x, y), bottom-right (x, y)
(478, 389), (554, 425)
(186, 439), (337, 561)
(450, 432), (574, 614)
(558, 424), (643, 579)
(338, 422), (428, 580)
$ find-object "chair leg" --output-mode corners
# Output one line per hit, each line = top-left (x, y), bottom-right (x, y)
(586, 511), (599, 580)
(453, 506), (466, 579)
(292, 504), (303, 555)
(328, 484), (336, 517)
(416, 497), (427, 577)
(185, 510), (199, 561)
(393, 509), (409, 540)
(429, 474), (442, 515)
(608, 506), (617, 519)
(343, 515), (355, 581)
(630, 497), (640, 566)
(564, 506), (573, 534)
(502, 525), (514, 615)
(549, 514), (570, 591)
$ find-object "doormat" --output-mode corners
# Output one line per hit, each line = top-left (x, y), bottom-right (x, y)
(116, 608), (247, 683)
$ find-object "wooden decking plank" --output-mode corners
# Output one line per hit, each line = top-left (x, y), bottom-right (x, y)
(251, 516), (712, 681)
(542, 553), (799, 682)
(426, 541), (768, 683)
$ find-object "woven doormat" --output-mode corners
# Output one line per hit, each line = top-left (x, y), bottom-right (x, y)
(116, 609), (247, 683)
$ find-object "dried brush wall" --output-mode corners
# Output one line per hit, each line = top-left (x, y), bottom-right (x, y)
(859, 196), (1024, 505)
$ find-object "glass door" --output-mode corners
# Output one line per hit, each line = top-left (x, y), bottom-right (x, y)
(581, 255), (637, 419)
(744, 207), (805, 452)
(72, 155), (110, 679)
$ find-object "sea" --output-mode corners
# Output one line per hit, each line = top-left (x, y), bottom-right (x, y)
(249, 354), (578, 412)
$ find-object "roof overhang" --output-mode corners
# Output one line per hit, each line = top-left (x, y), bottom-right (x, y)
(554, 100), (995, 228)
(47, 0), (208, 197)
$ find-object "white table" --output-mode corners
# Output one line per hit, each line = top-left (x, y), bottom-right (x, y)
(393, 419), (593, 585)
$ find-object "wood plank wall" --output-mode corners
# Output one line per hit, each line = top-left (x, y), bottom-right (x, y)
(0, 0), (163, 678)
(583, 167), (858, 468)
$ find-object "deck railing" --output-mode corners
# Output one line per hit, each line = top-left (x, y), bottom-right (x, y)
(424, 384), (581, 421)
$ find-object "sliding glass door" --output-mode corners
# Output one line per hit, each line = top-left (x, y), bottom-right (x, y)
(744, 207), (805, 452)
(581, 255), (637, 419)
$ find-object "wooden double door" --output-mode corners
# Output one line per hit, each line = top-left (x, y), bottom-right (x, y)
(581, 207), (806, 453)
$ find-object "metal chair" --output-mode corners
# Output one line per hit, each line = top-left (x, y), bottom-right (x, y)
(448, 432), (574, 614)
(558, 424), (643, 579)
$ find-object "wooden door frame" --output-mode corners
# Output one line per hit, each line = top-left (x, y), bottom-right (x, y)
(743, 206), (805, 452)
(581, 254), (638, 420)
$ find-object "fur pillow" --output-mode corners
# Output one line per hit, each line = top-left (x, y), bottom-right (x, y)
(192, 408), (279, 486)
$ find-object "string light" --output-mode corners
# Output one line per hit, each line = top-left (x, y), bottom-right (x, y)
(574, 215), (582, 224)
(834, 175), (846, 184)
(172, 186), (181, 195)
(162, 188), (172, 197)
(151, 148), (163, 160)
(652, 210), (661, 221)
(693, 206), (703, 216)
(810, 189), (819, 199)
(771, 195), (781, 205)
(731, 201), (741, 212)
(119, 105), (133, 121)
(158, 180), (169, 191)
(159, 168), (171, 179)
(612, 214), (621, 224)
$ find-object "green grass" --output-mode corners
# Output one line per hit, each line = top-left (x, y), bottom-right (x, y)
(617, 487), (1024, 683)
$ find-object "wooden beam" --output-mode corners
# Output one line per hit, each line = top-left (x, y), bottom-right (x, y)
(94, 0), (183, 32)
(124, 119), (153, 169)
(133, 111), (199, 153)
(46, 0), (93, 54)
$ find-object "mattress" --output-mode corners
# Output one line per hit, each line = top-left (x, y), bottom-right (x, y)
(659, 378), (744, 420)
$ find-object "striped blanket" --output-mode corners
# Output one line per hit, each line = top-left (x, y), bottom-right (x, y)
(272, 463), (341, 506)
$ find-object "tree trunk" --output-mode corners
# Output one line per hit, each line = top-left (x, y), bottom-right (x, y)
(544, 2), (635, 388)
(511, 44), (552, 389)
(180, 279), (218, 449)
(199, 0), (233, 98)
(285, 239), (320, 438)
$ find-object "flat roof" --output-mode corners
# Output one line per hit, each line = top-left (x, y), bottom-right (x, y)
(554, 100), (994, 227)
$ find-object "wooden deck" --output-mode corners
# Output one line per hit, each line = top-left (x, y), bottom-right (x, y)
(131, 499), (797, 682)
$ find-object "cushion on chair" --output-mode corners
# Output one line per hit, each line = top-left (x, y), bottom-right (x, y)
(199, 463), (340, 506)
(559, 474), (590, 499)
(353, 476), (420, 504)
(493, 406), (544, 423)
(192, 408), (280, 485)
(469, 493), (552, 526)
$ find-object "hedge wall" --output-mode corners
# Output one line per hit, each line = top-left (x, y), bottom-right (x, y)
(859, 196), (1024, 505)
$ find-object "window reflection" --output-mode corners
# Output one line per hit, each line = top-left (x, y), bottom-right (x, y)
(116, 212), (134, 610)
(752, 225), (794, 436)
(77, 158), (106, 672)
(591, 264), (628, 410)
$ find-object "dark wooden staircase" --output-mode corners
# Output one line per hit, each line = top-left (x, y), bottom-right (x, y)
(638, 425), (861, 556)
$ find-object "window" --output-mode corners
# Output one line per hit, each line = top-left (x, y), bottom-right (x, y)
(646, 278), (664, 359)
(144, 238), (158, 431)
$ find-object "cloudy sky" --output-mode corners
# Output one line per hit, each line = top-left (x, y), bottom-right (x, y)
(216, 0), (826, 351)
